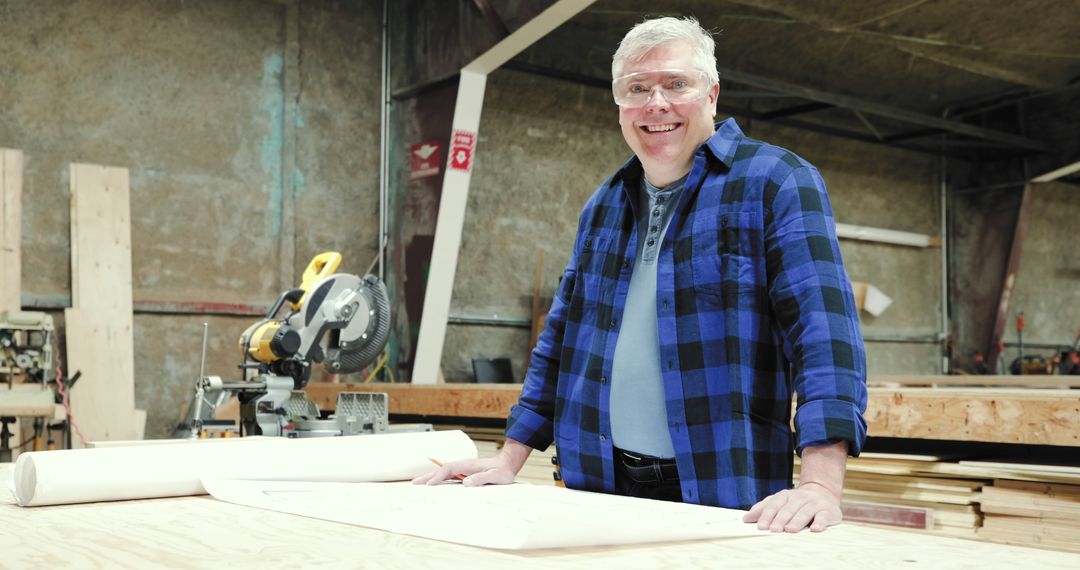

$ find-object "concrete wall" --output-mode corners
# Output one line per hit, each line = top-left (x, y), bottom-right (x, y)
(442, 68), (944, 381)
(0, 0), (381, 438)
(1006, 181), (1080, 357)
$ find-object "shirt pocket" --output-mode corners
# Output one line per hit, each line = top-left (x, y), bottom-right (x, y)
(690, 211), (759, 298)
(576, 235), (610, 308)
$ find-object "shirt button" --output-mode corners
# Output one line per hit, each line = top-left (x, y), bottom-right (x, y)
(650, 226), (658, 233)
(600, 377), (607, 384)
(662, 299), (670, 307)
(600, 434), (606, 441)
(585, 239), (593, 248)
(609, 318), (617, 328)
(657, 196), (665, 204)
(622, 260), (630, 269)
(721, 217), (728, 228)
(653, 208), (661, 217)
(647, 239), (655, 247)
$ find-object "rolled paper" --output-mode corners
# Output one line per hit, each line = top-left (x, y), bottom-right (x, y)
(11, 430), (476, 507)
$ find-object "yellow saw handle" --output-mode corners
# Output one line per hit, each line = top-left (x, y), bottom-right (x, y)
(291, 251), (343, 310)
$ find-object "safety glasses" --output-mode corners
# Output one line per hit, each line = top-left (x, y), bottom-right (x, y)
(612, 69), (712, 108)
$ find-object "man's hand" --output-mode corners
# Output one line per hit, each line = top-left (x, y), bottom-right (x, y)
(411, 456), (517, 487)
(742, 482), (842, 532)
(411, 437), (533, 487)
(743, 440), (848, 532)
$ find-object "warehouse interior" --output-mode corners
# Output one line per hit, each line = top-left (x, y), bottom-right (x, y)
(1, 0), (1079, 565)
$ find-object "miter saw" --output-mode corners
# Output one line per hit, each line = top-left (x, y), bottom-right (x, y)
(178, 252), (404, 438)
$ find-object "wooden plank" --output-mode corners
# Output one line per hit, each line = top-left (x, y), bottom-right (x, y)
(839, 501), (930, 530)
(871, 375), (1080, 389)
(0, 149), (22, 313)
(305, 383), (521, 419)
(66, 163), (136, 446)
(0, 384), (56, 416)
(864, 388), (1080, 447)
(2, 465), (1080, 567)
(309, 383), (1080, 446)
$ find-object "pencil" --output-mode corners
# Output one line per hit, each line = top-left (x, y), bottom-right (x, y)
(428, 457), (467, 481)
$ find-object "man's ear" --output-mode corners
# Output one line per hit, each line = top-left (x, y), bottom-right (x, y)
(709, 82), (720, 117)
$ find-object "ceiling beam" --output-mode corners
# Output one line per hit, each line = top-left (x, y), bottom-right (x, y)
(756, 101), (833, 120)
(502, 60), (975, 160)
(715, 65), (1052, 152)
(1032, 160), (1080, 183)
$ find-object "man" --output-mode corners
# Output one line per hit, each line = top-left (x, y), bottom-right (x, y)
(416, 16), (868, 534)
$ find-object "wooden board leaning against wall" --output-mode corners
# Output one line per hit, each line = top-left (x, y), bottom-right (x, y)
(66, 163), (139, 446)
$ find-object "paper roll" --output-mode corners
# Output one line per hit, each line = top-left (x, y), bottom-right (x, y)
(12, 430), (477, 507)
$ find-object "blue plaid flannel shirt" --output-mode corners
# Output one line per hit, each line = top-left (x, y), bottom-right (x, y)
(506, 119), (868, 509)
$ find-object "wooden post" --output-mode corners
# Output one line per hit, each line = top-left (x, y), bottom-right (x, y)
(1, 149), (23, 313)
(67, 163), (137, 445)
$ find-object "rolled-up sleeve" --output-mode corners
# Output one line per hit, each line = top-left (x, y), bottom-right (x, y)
(764, 166), (868, 456)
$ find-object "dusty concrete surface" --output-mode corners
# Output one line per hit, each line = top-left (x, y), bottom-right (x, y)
(444, 68), (943, 379)
(0, 0), (381, 438)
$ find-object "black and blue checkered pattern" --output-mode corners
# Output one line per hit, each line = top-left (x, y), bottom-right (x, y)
(507, 119), (868, 509)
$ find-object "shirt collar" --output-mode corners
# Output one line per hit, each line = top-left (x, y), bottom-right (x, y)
(704, 117), (743, 168)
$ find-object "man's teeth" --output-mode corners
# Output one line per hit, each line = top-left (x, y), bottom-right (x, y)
(645, 124), (677, 132)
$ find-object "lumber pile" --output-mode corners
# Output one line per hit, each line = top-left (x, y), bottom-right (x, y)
(797, 453), (986, 536)
(977, 471), (1080, 553)
(799, 453), (1080, 552)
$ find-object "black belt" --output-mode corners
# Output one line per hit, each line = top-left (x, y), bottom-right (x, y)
(616, 448), (679, 484)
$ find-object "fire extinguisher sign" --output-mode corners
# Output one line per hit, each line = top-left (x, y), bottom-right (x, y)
(449, 129), (476, 173)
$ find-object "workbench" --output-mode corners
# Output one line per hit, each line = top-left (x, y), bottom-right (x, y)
(1, 464), (1077, 569)
(306, 381), (1080, 447)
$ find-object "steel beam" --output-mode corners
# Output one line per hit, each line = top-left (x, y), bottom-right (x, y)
(756, 101), (832, 120)
(715, 66), (1052, 152)
(986, 184), (1035, 372)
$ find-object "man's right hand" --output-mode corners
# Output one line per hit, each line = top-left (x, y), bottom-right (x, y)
(411, 437), (534, 487)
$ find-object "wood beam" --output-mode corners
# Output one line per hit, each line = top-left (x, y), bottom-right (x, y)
(1, 149), (22, 313)
(986, 184), (1034, 372)
(864, 388), (1080, 447)
(306, 383), (1080, 447)
(306, 382), (521, 419)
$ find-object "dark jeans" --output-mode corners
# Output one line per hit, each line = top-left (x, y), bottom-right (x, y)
(613, 447), (683, 503)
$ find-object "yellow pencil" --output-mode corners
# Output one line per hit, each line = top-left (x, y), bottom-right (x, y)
(428, 457), (467, 481)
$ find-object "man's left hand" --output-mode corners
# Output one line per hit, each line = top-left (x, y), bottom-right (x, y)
(742, 482), (842, 533)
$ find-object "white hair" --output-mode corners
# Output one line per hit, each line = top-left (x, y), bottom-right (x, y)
(612, 16), (719, 84)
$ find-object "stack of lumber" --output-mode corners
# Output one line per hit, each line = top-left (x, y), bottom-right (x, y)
(975, 464), (1080, 553)
(799, 453), (1080, 553)
(796, 452), (986, 536)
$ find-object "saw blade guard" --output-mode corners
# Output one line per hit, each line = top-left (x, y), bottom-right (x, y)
(328, 275), (391, 373)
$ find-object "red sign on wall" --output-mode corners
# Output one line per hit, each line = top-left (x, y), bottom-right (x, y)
(410, 141), (441, 180)
(449, 129), (476, 172)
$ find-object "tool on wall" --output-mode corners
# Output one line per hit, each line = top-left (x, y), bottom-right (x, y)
(175, 252), (418, 438)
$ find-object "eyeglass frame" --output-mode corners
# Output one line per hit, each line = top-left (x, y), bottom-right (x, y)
(611, 68), (715, 108)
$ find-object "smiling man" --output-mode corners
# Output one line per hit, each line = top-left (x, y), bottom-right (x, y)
(416, 16), (868, 534)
